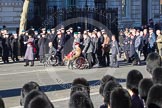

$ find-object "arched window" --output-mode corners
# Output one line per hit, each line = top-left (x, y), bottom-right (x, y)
(122, 0), (126, 17)
(67, 0), (76, 8)
(122, 0), (130, 17)
(95, 0), (106, 10)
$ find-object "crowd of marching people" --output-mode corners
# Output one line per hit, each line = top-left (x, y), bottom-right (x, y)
(0, 23), (162, 68)
(0, 52), (162, 108)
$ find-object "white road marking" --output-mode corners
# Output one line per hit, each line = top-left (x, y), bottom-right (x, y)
(0, 70), (45, 76)
(0, 67), (68, 76)
(9, 92), (99, 108)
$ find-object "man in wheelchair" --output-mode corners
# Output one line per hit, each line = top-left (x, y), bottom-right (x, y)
(63, 42), (81, 69)
(44, 42), (57, 66)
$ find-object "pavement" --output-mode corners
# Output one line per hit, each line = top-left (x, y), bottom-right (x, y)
(0, 58), (152, 108)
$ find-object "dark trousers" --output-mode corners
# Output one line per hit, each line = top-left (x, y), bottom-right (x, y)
(39, 55), (44, 63)
(148, 46), (155, 54)
(86, 52), (93, 68)
(125, 50), (130, 62)
(97, 50), (103, 66)
(102, 51), (110, 67)
(56, 51), (63, 65)
(143, 46), (148, 60)
(92, 53), (99, 65)
(2, 50), (9, 63)
(12, 51), (19, 61)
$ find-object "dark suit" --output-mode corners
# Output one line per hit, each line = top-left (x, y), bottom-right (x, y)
(57, 35), (65, 65)
(131, 94), (144, 108)
(83, 36), (94, 68)
(64, 33), (74, 55)
(110, 41), (119, 67)
(98, 35), (104, 66)
(92, 37), (99, 65)
(100, 104), (107, 108)
(0, 36), (2, 57)
(20, 34), (28, 57)
(2, 37), (10, 63)
(124, 36), (130, 62)
(11, 38), (19, 61)
(51, 33), (58, 50)
(148, 33), (156, 53)
(142, 35), (148, 60)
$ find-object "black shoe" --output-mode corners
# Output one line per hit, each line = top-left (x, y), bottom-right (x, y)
(24, 64), (29, 66)
(30, 65), (34, 67)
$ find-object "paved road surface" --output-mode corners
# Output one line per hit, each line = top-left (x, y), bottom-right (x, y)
(0, 60), (151, 108)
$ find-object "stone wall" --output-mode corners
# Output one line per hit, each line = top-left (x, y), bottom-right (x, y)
(0, 0), (23, 31)
(151, 0), (160, 23)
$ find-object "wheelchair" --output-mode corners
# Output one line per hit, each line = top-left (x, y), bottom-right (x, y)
(67, 55), (89, 70)
(73, 56), (89, 69)
(43, 53), (57, 67)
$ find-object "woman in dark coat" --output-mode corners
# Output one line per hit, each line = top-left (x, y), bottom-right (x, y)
(24, 35), (34, 66)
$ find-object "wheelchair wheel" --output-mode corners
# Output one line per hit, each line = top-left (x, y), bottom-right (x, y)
(49, 56), (57, 66)
(74, 57), (87, 69)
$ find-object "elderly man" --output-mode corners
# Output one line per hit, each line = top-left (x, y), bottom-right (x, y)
(148, 27), (156, 53)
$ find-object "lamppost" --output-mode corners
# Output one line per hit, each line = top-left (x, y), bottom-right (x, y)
(85, 0), (88, 30)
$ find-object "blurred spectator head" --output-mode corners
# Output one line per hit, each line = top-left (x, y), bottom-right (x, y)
(126, 70), (143, 95)
(27, 95), (54, 108)
(146, 53), (161, 74)
(69, 91), (94, 108)
(110, 88), (132, 108)
(71, 78), (90, 95)
(103, 81), (122, 105)
(20, 81), (40, 106)
(24, 90), (54, 108)
(99, 75), (116, 96)
(70, 84), (89, 97)
(146, 84), (162, 108)
(152, 67), (162, 84)
(138, 78), (153, 102)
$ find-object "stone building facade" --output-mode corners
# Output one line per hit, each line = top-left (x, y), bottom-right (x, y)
(0, 0), (161, 31)
(28, 0), (162, 29)
(0, 0), (23, 31)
